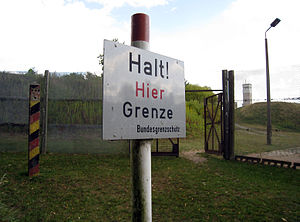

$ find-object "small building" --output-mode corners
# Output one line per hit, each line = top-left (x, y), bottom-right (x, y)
(242, 83), (252, 107)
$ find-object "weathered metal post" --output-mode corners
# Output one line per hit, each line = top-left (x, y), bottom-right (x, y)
(204, 98), (207, 152)
(41, 70), (49, 154)
(222, 70), (230, 160)
(222, 70), (235, 160)
(265, 37), (272, 145)
(130, 13), (152, 222)
(265, 18), (281, 145)
(228, 70), (235, 159)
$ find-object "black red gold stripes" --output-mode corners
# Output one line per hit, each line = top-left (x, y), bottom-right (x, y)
(28, 84), (40, 177)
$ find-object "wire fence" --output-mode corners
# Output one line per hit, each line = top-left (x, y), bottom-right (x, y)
(1, 71), (299, 161)
(0, 71), (128, 154)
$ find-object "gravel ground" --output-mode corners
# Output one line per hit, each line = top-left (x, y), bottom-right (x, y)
(247, 147), (300, 163)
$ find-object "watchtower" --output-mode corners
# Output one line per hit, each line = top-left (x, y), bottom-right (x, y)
(242, 83), (252, 106)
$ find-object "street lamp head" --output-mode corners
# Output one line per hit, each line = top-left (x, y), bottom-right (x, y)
(270, 18), (281, 27)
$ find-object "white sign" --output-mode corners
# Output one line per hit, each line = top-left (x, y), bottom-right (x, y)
(102, 40), (186, 140)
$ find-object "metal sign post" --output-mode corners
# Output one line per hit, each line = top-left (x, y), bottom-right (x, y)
(131, 13), (152, 222)
(102, 13), (186, 221)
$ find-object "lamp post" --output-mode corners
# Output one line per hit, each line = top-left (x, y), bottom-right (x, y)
(265, 18), (280, 145)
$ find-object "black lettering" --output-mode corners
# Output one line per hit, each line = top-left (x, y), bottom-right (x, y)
(144, 62), (152, 76)
(151, 108), (158, 118)
(159, 108), (166, 119)
(166, 62), (168, 79)
(159, 60), (164, 78)
(142, 107), (149, 118)
(123, 101), (132, 117)
(155, 59), (157, 76)
(123, 102), (173, 119)
(135, 106), (141, 117)
(129, 52), (140, 73)
(167, 109), (173, 119)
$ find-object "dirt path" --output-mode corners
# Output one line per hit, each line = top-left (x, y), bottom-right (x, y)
(181, 150), (207, 164)
(181, 147), (300, 167)
(182, 124), (299, 164)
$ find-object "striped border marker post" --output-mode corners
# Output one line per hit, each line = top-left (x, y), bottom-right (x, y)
(28, 83), (41, 177)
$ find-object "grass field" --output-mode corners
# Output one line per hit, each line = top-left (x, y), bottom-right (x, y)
(236, 102), (300, 132)
(1, 123), (300, 155)
(235, 123), (300, 155)
(1, 111), (300, 221)
(0, 152), (299, 221)
(0, 131), (128, 154)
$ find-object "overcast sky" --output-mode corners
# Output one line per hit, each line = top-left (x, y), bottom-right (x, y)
(0, 0), (299, 105)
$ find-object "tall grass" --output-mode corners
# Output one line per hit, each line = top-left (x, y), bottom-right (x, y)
(186, 101), (204, 136)
(48, 100), (102, 125)
(236, 102), (300, 132)
(48, 73), (102, 100)
(0, 72), (42, 98)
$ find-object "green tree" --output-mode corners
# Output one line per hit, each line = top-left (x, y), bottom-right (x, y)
(185, 84), (214, 102)
(85, 72), (100, 80)
(26, 67), (37, 75)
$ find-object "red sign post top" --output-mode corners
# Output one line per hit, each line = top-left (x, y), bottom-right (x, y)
(131, 13), (149, 43)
